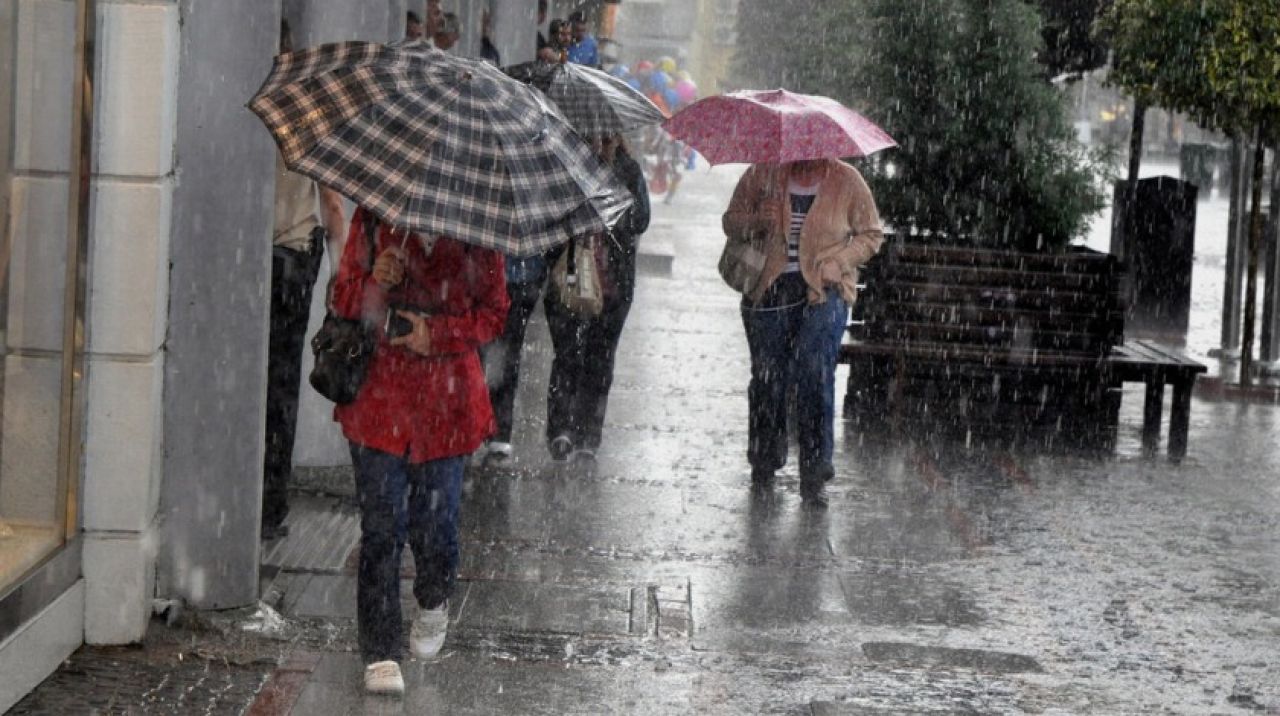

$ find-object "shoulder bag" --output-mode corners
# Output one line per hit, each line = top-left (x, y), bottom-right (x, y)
(551, 234), (605, 317)
(309, 214), (378, 404)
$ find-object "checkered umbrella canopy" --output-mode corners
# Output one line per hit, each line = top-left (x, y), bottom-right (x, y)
(248, 42), (633, 256)
(505, 61), (667, 137)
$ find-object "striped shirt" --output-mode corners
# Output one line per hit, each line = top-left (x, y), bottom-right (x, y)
(785, 180), (819, 273)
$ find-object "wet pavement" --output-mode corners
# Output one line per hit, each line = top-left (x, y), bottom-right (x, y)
(16, 165), (1280, 714)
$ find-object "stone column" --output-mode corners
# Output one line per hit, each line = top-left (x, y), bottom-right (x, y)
(157, 0), (279, 611)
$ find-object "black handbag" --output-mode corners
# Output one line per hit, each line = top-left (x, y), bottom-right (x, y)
(308, 214), (379, 404)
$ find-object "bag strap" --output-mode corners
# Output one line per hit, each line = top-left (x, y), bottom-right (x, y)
(363, 211), (379, 270)
(566, 236), (578, 280)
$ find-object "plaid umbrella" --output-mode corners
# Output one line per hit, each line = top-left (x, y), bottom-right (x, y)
(504, 61), (667, 137)
(248, 41), (633, 256)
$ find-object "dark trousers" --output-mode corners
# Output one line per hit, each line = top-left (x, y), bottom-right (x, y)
(741, 288), (848, 476)
(263, 230), (324, 529)
(485, 279), (545, 443)
(351, 444), (464, 664)
(543, 292), (632, 450)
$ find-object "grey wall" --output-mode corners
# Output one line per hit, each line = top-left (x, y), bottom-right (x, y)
(490, 0), (536, 66)
(158, 0), (281, 610)
(284, 0), (407, 46)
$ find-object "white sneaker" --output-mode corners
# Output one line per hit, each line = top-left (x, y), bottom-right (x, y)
(484, 441), (513, 465)
(363, 660), (404, 695)
(410, 601), (449, 658)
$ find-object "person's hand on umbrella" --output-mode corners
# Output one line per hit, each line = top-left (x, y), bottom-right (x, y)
(373, 247), (406, 288)
(389, 310), (433, 356)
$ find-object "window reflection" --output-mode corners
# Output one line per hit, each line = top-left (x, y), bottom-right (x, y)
(0, 0), (76, 591)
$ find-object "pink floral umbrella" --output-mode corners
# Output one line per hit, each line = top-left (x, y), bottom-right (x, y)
(661, 88), (896, 165)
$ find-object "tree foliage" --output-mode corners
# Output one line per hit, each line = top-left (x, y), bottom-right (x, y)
(1203, 1), (1280, 139)
(1033, 0), (1110, 79)
(852, 0), (1110, 248)
(1102, 0), (1280, 383)
(1096, 0), (1223, 125)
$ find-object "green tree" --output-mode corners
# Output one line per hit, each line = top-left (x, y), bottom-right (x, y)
(1204, 2), (1280, 385)
(1101, 0), (1280, 383)
(1096, 0), (1221, 183)
(1034, 0), (1110, 79)
(849, 0), (1109, 249)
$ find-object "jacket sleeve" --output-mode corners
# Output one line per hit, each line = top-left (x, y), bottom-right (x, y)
(621, 155), (651, 238)
(423, 246), (510, 355)
(331, 207), (389, 324)
(721, 165), (769, 238)
(830, 168), (885, 273)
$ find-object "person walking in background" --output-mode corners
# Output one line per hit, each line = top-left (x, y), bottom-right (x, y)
(481, 10), (502, 65)
(262, 19), (347, 542)
(535, 0), (551, 59)
(566, 11), (600, 68)
(722, 159), (883, 508)
(543, 134), (650, 464)
(540, 18), (572, 63)
(405, 10), (424, 40)
(330, 207), (508, 695)
(480, 248), (546, 467)
(434, 12), (461, 52)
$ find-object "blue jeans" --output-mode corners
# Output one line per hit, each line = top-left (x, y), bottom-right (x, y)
(741, 287), (848, 476)
(350, 444), (464, 664)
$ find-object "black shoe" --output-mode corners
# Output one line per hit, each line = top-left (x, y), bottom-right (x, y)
(548, 435), (574, 463)
(750, 467), (775, 487)
(800, 472), (829, 509)
(261, 522), (290, 540)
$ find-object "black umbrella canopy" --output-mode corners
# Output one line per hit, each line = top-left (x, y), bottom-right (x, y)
(249, 42), (633, 257)
(504, 60), (667, 138)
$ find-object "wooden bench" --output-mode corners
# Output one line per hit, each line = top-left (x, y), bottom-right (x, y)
(1105, 339), (1206, 462)
(839, 241), (1204, 458)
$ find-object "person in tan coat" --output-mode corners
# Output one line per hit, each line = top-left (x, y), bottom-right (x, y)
(721, 158), (883, 506)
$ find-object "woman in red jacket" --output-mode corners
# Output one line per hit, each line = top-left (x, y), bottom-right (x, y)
(330, 207), (509, 695)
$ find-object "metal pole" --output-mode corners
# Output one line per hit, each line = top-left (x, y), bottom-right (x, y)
(57, 0), (96, 539)
(1260, 148), (1280, 366)
(1217, 136), (1247, 357)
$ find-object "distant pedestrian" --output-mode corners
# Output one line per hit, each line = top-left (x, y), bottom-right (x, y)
(480, 248), (546, 466)
(405, 10), (424, 40)
(543, 134), (650, 464)
(434, 11), (461, 52)
(262, 19), (347, 542)
(541, 18), (572, 63)
(481, 10), (501, 65)
(722, 159), (883, 507)
(331, 207), (508, 695)
(566, 11), (600, 68)
(536, 0), (551, 57)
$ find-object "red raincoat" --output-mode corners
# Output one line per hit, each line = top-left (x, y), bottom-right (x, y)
(331, 208), (509, 463)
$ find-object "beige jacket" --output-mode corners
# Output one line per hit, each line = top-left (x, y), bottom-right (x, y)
(722, 160), (884, 305)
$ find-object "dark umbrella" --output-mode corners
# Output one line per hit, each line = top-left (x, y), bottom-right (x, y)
(504, 60), (667, 137)
(248, 41), (633, 256)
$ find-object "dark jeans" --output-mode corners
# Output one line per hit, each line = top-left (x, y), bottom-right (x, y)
(485, 279), (545, 443)
(263, 230), (325, 529)
(350, 444), (464, 664)
(543, 291), (632, 450)
(741, 287), (848, 476)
